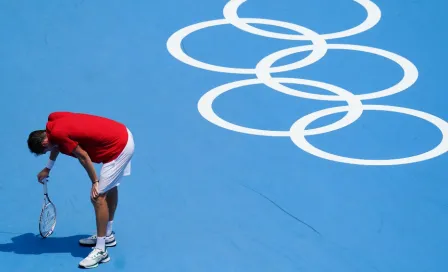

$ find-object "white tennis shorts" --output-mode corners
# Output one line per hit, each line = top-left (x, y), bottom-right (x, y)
(98, 128), (135, 194)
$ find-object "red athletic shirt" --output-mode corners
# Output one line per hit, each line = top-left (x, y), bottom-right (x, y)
(46, 112), (128, 163)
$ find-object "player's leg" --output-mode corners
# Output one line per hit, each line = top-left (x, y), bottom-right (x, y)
(104, 129), (133, 237)
(105, 186), (118, 236)
(92, 193), (109, 244)
(78, 164), (119, 248)
(78, 191), (112, 269)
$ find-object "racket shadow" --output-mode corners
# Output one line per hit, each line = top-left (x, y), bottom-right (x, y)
(0, 233), (91, 258)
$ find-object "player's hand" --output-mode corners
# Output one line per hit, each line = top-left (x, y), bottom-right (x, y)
(91, 181), (99, 200)
(37, 168), (50, 184)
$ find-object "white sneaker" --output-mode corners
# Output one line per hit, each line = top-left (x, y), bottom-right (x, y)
(79, 232), (117, 247)
(78, 247), (110, 269)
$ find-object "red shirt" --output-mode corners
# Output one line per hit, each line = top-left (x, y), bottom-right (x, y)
(46, 112), (128, 163)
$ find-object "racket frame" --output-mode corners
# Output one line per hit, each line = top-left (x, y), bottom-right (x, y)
(39, 178), (57, 238)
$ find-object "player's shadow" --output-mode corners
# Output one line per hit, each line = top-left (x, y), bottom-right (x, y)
(0, 233), (91, 257)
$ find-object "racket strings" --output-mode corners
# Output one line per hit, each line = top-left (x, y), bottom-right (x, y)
(40, 205), (56, 234)
(39, 181), (57, 238)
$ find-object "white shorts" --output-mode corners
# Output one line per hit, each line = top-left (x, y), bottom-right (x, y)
(98, 128), (135, 194)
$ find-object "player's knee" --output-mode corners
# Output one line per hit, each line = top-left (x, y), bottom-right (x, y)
(91, 193), (107, 204)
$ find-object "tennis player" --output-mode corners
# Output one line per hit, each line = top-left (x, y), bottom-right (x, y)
(27, 111), (135, 268)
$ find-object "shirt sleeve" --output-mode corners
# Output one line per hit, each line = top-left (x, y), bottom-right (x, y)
(49, 129), (78, 155)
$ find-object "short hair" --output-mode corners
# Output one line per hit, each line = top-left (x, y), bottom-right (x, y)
(27, 130), (47, 155)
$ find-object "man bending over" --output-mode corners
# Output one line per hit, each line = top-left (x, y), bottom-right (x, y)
(27, 111), (135, 269)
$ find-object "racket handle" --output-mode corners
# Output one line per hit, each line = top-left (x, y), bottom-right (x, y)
(42, 178), (48, 195)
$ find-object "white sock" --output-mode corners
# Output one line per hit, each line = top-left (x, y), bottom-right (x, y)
(106, 220), (113, 236)
(96, 236), (106, 251)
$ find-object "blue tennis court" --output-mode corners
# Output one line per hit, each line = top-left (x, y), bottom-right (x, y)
(1, 0), (447, 271)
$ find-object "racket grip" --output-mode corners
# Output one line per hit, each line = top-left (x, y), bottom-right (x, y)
(42, 178), (49, 194)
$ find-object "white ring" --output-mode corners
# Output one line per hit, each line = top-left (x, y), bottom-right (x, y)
(289, 105), (448, 165)
(223, 0), (381, 40)
(166, 18), (327, 74)
(168, 0), (448, 165)
(255, 44), (419, 101)
(198, 78), (363, 137)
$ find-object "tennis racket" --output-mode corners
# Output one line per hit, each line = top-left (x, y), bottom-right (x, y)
(39, 178), (57, 238)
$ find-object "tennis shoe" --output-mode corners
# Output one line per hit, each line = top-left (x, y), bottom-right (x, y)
(79, 232), (116, 247)
(78, 247), (110, 269)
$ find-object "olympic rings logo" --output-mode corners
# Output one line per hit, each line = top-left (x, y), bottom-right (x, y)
(167, 0), (448, 166)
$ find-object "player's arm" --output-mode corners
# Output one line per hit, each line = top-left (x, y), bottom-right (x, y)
(46, 147), (60, 171)
(49, 148), (59, 161)
(38, 147), (60, 182)
(72, 145), (99, 184)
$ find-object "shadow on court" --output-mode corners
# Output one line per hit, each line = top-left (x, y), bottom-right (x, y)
(0, 233), (91, 257)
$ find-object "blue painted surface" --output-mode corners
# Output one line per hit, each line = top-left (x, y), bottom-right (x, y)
(0, 0), (447, 271)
